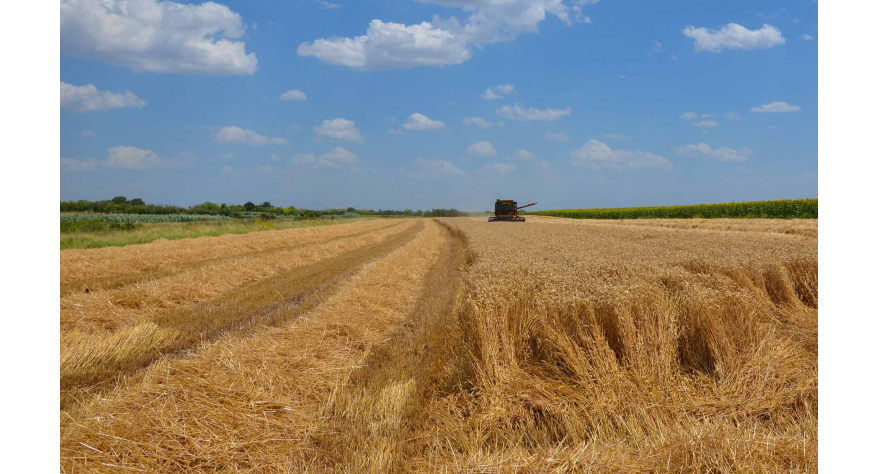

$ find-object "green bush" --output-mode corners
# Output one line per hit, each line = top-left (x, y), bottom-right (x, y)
(525, 199), (818, 220)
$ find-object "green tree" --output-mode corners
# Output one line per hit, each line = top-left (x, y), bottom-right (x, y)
(244, 201), (255, 211)
(129, 198), (145, 206)
(111, 196), (128, 205)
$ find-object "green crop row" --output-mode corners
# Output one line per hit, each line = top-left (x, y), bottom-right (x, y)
(525, 199), (818, 220)
(60, 214), (231, 223)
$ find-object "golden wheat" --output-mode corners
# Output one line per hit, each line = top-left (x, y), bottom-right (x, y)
(59, 216), (818, 473)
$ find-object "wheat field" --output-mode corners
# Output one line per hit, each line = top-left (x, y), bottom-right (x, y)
(60, 216), (817, 472)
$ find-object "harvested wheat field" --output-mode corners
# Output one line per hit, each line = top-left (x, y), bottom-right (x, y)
(60, 216), (817, 473)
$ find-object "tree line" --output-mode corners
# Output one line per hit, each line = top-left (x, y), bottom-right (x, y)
(61, 197), (469, 218)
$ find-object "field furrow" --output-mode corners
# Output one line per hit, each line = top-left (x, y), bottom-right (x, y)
(61, 220), (423, 406)
(61, 219), (452, 472)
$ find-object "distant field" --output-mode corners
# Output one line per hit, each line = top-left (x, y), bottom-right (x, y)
(526, 198), (818, 219)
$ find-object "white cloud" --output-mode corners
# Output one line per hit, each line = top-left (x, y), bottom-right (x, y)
(481, 84), (515, 100)
(314, 0), (341, 9)
(404, 113), (446, 130)
(800, 33), (814, 41)
(61, 157), (99, 171)
(693, 120), (719, 127)
(269, 154), (282, 161)
(414, 158), (463, 177)
(463, 117), (494, 128)
(215, 126), (289, 146)
(751, 101), (802, 113)
(60, 81), (146, 112)
(681, 112), (698, 121)
(468, 141), (497, 157)
(218, 153), (235, 161)
(298, 1), (586, 70)
(496, 103), (571, 121)
(683, 23), (785, 52)
(314, 118), (364, 142)
(257, 166), (272, 172)
(512, 149), (536, 161)
(280, 90), (307, 101)
(572, 0), (598, 24)
(543, 131), (570, 141)
(572, 140), (672, 170)
(388, 129), (405, 135)
(298, 20), (471, 70)
(60, 0), (257, 75)
(670, 54), (679, 60)
(482, 162), (517, 175)
(725, 111), (743, 120)
(80, 130), (95, 137)
(317, 147), (358, 168)
(220, 165), (235, 177)
(648, 40), (663, 55)
(105, 146), (163, 169)
(675, 143), (754, 162)
(602, 133), (629, 139)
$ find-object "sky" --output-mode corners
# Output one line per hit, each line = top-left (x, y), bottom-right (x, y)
(60, 0), (818, 211)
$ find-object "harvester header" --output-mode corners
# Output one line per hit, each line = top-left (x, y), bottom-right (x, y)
(489, 199), (536, 222)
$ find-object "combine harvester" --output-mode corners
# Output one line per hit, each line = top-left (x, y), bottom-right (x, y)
(488, 199), (537, 222)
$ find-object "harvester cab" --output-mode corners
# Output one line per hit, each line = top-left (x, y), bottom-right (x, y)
(488, 199), (536, 222)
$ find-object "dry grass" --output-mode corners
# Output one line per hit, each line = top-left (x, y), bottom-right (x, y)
(61, 219), (449, 472)
(60, 216), (817, 472)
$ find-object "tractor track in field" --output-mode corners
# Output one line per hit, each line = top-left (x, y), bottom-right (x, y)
(61, 220), (424, 409)
(60, 221), (405, 297)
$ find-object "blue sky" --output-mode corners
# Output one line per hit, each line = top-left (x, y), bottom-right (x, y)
(60, 0), (818, 211)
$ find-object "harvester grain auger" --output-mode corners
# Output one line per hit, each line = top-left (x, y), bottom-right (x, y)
(488, 200), (536, 222)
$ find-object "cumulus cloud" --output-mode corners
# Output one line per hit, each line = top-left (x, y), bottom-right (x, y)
(280, 90), (307, 101)
(61, 157), (99, 171)
(298, 20), (471, 70)
(463, 117), (494, 128)
(215, 126), (290, 145)
(317, 147), (358, 168)
(675, 143), (754, 162)
(693, 120), (720, 128)
(800, 33), (814, 41)
(61, 81), (146, 112)
(298, 1), (586, 70)
(683, 23), (785, 52)
(404, 113), (446, 130)
(314, 118), (364, 142)
(496, 103), (571, 121)
(543, 131), (570, 141)
(512, 149), (536, 161)
(60, 0), (257, 75)
(681, 112), (699, 121)
(414, 158), (463, 177)
(105, 146), (164, 169)
(571, 140), (672, 170)
(481, 84), (515, 100)
(751, 101), (802, 113)
(468, 141), (497, 157)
